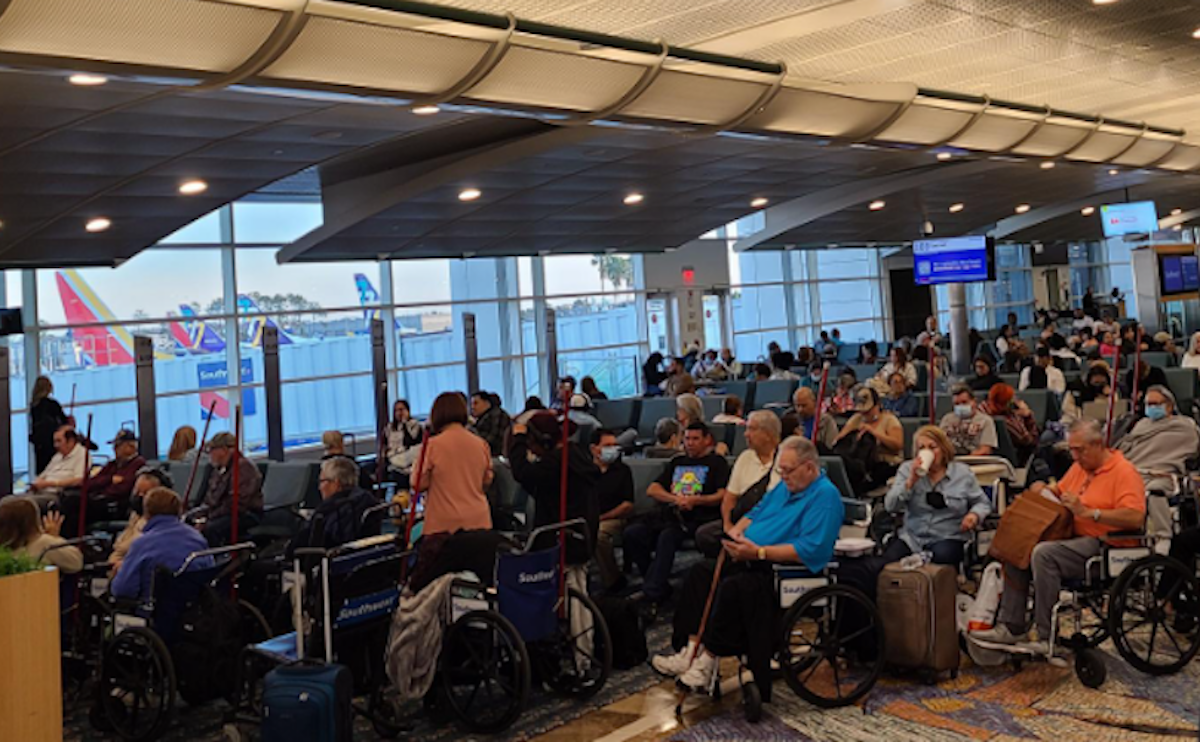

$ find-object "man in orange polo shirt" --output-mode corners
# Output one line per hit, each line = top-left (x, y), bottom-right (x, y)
(976, 419), (1146, 654)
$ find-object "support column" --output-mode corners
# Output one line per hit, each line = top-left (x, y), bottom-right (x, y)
(462, 312), (479, 393)
(22, 271), (39, 474)
(948, 283), (971, 376)
(544, 307), (558, 399)
(371, 320), (388, 437)
(262, 326), (284, 462)
(379, 261), (399, 402)
(134, 336), (158, 460)
(0, 346), (11, 493)
(532, 257), (550, 400)
(781, 251), (799, 351)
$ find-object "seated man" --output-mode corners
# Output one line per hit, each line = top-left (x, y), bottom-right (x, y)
(644, 417), (683, 459)
(939, 383), (997, 456)
(652, 436), (843, 698)
(289, 457), (379, 557)
(62, 429), (146, 533)
(29, 424), (86, 497)
(469, 390), (511, 456)
(792, 387), (837, 449)
(1115, 385), (1200, 535)
(974, 419), (1146, 653)
(111, 488), (214, 602)
(696, 411), (781, 557)
(590, 428), (635, 593)
(622, 423), (730, 607)
(198, 432), (264, 546)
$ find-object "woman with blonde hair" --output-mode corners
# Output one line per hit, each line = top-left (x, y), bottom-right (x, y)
(0, 496), (82, 573)
(167, 425), (198, 463)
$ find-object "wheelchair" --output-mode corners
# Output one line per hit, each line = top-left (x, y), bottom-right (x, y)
(91, 542), (269, 742)
(436, 519), (613, 733)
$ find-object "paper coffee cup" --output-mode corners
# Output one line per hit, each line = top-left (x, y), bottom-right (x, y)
(916, 449), (935, 476)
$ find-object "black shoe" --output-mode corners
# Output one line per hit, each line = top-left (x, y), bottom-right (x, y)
(604, 576), (629, 596)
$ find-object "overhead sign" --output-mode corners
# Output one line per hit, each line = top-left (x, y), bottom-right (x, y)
(913, 235), (994, 286)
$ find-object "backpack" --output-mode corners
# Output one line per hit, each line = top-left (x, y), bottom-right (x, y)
(172, 584), (243, 704)
(593, 595), (647, 670)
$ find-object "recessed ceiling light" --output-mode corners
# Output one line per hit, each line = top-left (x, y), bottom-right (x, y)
(68, 73), (107, 86)
(458, 188), (481, 202)
(948, 203), (964, 213)
(750, 197), (769, 208)
(178, 179), (208, 195)
(1040, 161), (1056, 170)
(1081, 206), (1095, 216)
(1015, 204), (1031, 214)
(85, 217), (111, 233)
(1193, 27), (1200, 39)
(1109, 168), (1120, 175)
(624, 193), (644, 205)
(412, 105), (440, 116)
(1092, 0), (1119, 5)
(936, 152), (953, 161)
(1172, 208), (1183, 215)
(868, 200), (885, 211)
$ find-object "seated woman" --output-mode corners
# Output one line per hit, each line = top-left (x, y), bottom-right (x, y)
(968, 356), (1001, 392)
(881, 372), (920, 417)
(0, 496), (83, 574)
(823, 370), (858, 415)
(874, 346), (916, 392)
(982, 383), (1040, 463)
(167, 425), (197, 463)
(385, 399), (422, 487)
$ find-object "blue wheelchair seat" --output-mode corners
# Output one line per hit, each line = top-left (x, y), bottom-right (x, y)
(496, 546), (561, 643)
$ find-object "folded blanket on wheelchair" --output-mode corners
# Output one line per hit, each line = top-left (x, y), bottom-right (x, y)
(384, 571), (470, 702)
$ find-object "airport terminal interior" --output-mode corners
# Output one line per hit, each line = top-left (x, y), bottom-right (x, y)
(4, 0), (1200, 740)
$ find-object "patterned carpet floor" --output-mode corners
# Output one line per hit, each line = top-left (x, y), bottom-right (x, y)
(670, 641), (1200, 742)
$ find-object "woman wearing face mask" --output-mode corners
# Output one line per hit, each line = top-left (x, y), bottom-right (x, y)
(967, 356), (1001, 392)
(1061, 363), (1117, 426)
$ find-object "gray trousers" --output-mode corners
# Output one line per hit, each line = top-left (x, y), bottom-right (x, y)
(998, 536), (1101, 638)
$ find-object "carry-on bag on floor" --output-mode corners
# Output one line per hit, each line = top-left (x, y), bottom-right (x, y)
(261, 662), (353, 742)
(876, 563), (959, 679)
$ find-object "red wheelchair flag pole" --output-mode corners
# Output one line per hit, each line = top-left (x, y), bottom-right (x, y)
(75, 414), (94, 539)
(811, 361), (830, 443)
(231, 405), (242, 546)
(558, 387), (571, 609)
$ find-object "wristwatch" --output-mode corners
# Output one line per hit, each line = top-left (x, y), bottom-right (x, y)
(757, 547), (767, 561)
(1092, 508), (1101, 522)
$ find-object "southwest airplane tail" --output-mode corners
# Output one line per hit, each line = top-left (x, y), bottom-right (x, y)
(176, 304), (226, 353)
(237, 294), (294, 346)
(353, 273), (398, 330)
(55, 270), (136, 366)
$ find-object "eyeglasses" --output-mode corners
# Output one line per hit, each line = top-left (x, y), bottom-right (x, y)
(318, 477), (334, 484)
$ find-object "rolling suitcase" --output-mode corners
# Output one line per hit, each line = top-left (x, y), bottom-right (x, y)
(261, 662), (353, 742)
(876, 562), (959, 680)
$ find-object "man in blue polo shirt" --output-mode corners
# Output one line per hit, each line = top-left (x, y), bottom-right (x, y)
(651, 436), (843, 701)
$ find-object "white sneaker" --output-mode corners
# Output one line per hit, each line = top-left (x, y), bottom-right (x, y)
(1017, 639), (1053, 657)
(651, 641), (696, 677)
(678, 651), (718, 692)
(971, 624), (1027, 646)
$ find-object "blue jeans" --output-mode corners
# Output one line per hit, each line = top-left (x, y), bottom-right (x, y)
(880, 536), (965, 567)
(622, 518), (695, 602)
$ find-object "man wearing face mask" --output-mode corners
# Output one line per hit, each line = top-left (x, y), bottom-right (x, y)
(590, 429), (635, 593)
(1116, 386), (1200, 495)
(939, 384), (998, 456)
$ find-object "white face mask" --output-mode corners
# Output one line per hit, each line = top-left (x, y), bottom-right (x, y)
(954, 404), (974, 419)
(599, 446), (620, 464)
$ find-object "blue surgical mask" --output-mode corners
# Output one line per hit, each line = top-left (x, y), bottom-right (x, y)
(954, 404), (974, 419)
(1145, 405), (1167, 421)
(600, 446), (621, 464)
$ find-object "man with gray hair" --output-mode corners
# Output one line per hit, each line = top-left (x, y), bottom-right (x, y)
(974, 419), (1146, 654)
(1115, 385), (1200, 534)
(695, 411), (782, 557)
(652, 435), (844, 698)
(288, 456), (379, 556)
(645, 418), (683, 459)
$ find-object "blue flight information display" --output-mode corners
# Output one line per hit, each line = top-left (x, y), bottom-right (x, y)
(1160, 254), (1200, 295)
(913, 236), (992, 286)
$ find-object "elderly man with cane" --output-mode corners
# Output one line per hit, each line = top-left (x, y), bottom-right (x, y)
(651, 436), (843, 700)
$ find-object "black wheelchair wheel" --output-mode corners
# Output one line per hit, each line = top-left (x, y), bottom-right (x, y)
(368, 686), (405, 739)
(1108, 555), (1200, 675)
(779, 584), (884, 709)
(237, 600), (273, 643)
(1074, 647), (1107, 689)
(534, 588), (613, 700)
(742, 681), (763, 723)
(99, 627), (177, 742)
(440, 609), (531, 734)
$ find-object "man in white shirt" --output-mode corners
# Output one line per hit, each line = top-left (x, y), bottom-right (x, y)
(1070, 309), (1095, 333)
(1020, 347), (1067, 393)
(30, 425), (87, 496)
(694, 411), (782, 557)
(916, 315), (941, 347)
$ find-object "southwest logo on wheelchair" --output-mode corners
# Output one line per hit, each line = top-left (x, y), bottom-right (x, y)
(518, 569), (556, 584)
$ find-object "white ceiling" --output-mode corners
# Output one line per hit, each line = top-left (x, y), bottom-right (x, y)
(433, 0), (1200, 133)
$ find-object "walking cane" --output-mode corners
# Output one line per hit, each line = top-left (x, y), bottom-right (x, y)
(75, 414), (94, 539)
(811, 362), (830, 444)
(184, 400), (218, 506)
(674, 549), (728, 716)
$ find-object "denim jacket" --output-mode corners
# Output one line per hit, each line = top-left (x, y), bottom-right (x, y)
(884, 461), (991, 553)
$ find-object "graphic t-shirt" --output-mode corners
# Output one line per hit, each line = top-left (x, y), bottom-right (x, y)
(939, 410), (998, 456)
(655, 453), (731, 525)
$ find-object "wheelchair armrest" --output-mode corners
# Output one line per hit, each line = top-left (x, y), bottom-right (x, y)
(1100, 530), (1149, 544)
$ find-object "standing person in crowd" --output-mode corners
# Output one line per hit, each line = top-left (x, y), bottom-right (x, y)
(0, 496), (83, 574)
(111, 488), (213, 601)
(881, 371), (920, 418)
(695, 411), (781, 557)
(643, 352), (667, 395)
(198, 431), (263, 546)
(712, 396), (745, 425)
(916, 316), (941, 346)
(1182, 333), (1200, 375)
(875, 346), (917, 391)
(580, 376), (607, 401)
(834, 387), (904, 491)
(168, 425), (198, 463)
(623, 422), (731, 611)
(514, 396), (546, 425)
(29, 425), (86, 498)
(469, 390), (511, 456)
(968, 356), (1002, 392)
(1082, 286), (1097, 317)
(589, 429), (634, 594)
(1020, 347), (1066, 393)
(983, 384), (1039, 462)
(718, 348), (743, 380)
(62, 429), (145, 533)
(790, 387), (838, 449)
(939, 384), (998, 456)
(386, 399), (422, 487)
(28, 376), (70, 476)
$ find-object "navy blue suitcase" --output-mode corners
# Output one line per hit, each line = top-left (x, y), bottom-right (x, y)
(261, 662), (353, 742)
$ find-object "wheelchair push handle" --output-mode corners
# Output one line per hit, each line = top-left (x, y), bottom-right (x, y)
(174, 540), (256, 576)
(522, 517), (590, 554)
